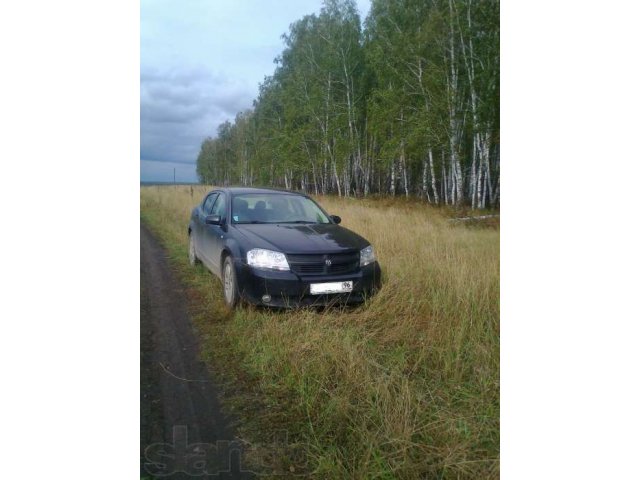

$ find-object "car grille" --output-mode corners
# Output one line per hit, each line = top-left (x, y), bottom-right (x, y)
(287, 251), (360, 276)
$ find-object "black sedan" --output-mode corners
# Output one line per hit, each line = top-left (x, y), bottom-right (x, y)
(187, 187), (382, 308)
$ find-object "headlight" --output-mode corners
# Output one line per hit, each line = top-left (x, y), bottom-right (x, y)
(247, 248), (290, 271)
(360, 245), (376, 267)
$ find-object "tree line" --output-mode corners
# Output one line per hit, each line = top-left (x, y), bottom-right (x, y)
(196, 0), (499, 208)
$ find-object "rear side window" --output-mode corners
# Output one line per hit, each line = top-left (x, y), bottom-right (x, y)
(211, 193), (227, 219)
(202, 193), (218, 214)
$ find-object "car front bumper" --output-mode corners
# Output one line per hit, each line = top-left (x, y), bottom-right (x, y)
(233, 260), (382, 307)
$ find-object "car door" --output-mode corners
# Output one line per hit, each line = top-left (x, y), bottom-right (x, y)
(196, 192), (218, 262)
(201, 192), (227, 276)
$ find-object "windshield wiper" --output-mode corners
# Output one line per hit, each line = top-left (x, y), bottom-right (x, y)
(279, 220), (319, 224)
(236, 220), (320, 224)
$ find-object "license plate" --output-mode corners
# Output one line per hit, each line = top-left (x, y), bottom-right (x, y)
(310, 281), (353, 295)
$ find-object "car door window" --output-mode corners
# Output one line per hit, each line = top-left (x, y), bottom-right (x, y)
(211, 193), (227, 220)
(202, 193), (218, 214)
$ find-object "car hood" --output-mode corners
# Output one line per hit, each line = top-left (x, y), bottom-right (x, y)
(232, 223), (370, 254)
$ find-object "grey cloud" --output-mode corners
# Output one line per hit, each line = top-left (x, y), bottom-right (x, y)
(140, 0), (373, 182)
(140, 65), (255, 166)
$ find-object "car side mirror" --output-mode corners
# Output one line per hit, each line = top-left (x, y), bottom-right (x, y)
(205, 214), (222, 225)
(330, 215), (341, 224)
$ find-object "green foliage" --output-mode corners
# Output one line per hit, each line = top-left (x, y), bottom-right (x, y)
(196, 0), (499, 207)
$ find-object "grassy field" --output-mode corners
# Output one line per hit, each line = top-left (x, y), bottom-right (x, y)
(140, 185), (500, 479)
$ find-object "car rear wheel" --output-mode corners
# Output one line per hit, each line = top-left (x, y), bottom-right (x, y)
(188, 233), (200, 266)
(222, 256), (239, 308)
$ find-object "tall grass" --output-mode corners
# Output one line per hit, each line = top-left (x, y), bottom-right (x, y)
(141, 185), (499, 479)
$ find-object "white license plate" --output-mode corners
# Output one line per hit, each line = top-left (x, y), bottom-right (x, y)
(310, 281), (353, 295)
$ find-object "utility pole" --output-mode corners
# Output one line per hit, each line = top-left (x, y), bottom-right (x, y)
(173, 168), (176, 187)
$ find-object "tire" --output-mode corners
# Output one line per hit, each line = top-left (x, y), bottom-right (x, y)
(222, 255), (239, 308)
(188, 232), (200, 266)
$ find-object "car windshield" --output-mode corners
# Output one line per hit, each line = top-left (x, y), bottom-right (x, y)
(231, 193), (331, 224)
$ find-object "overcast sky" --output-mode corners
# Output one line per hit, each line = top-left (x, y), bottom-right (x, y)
(140, 0), (371, 183)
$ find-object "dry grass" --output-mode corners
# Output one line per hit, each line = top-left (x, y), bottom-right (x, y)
(140, 185), (500, 479)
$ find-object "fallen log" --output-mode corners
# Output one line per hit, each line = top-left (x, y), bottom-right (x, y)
(449, 215), (500, 222)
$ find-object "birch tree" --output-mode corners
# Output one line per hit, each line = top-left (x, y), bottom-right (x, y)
(195, 0), (500, 208)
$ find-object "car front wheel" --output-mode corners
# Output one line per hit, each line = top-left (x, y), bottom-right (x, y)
(222, 256), (239, 308)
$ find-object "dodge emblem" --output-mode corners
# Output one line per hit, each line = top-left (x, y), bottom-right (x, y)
(325, 259), (332, 266)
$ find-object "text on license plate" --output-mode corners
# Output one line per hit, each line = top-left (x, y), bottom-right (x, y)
(310, 281), (353, 295)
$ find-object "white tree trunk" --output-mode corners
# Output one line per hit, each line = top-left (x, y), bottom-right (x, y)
(401, 140), (409, 197)
(429, 149), (439, 204)
(470, 134), (478, 209)
(333, 161), (341, 197)
(442, 152), (449, 205)
(422, 160), (428, 198)
(447, 0), (463, 206)
(390, 160), (396, 196)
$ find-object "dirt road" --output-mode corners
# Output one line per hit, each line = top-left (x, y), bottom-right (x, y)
(140, 224), (251, 479)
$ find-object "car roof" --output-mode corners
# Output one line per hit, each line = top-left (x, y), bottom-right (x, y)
(210, 187), (307, 196)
